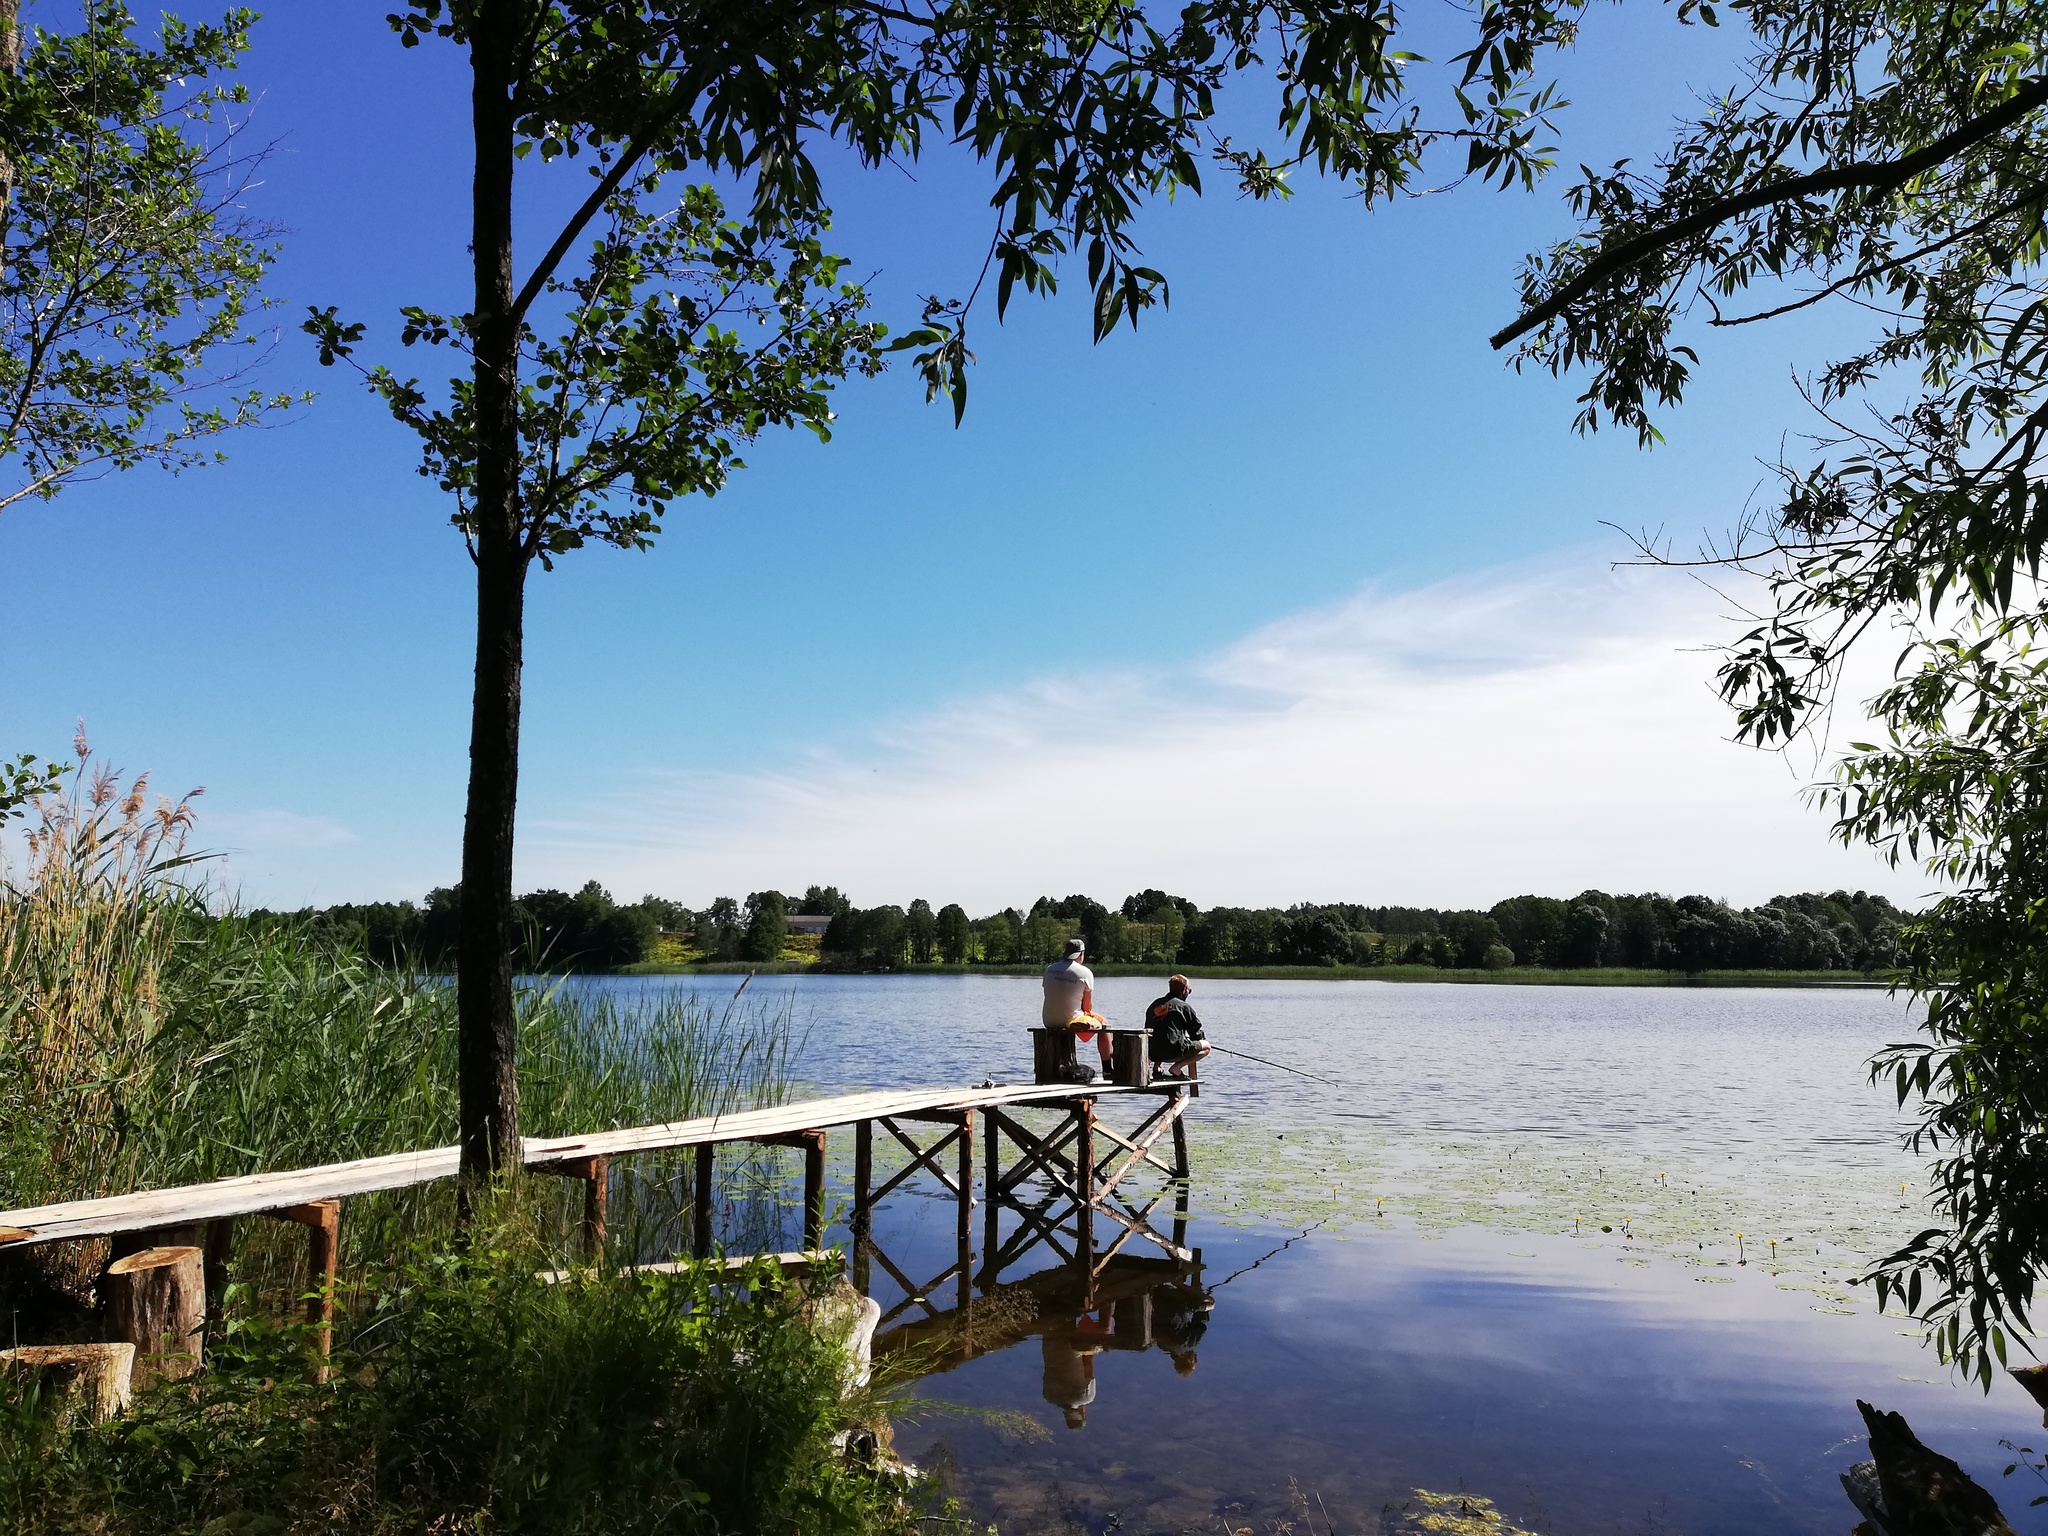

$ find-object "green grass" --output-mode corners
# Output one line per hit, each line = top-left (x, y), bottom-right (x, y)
(1, 1226), (919, 1536)
(622, 958), (1887, 987)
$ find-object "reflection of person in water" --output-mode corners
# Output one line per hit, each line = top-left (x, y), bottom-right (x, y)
(1151, 1281), (1214, 1376)
(1040, 1310), (1114, 1427)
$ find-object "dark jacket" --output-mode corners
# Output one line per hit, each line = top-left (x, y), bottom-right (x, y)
(1145, 994), (1204, 1050)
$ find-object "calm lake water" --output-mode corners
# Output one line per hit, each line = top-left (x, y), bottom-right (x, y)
(566, 974), (2048, 1536)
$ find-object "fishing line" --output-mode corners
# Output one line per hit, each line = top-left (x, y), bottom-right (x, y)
(1208, 1215), (1334, 1290)
(1203, 1042), (1346, 1087)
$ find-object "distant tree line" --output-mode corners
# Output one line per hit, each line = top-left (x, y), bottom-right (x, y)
(257, 883), (1909, 976)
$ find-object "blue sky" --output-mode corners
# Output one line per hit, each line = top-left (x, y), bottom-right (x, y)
(0, 1), (1928, 912)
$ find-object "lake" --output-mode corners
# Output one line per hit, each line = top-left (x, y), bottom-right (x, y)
(565, 974), (2048, 1535)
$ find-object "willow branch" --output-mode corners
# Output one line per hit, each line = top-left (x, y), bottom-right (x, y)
(1490, 74), (2048, 351)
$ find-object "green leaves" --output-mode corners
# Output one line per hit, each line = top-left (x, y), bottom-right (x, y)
(0, 754), (68, 826)
(321, 180), (880, 567)
(0, 2), (295, 516)
(389, 0), (1578, 420)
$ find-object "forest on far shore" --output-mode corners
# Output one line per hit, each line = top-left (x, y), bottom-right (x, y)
(253, 884), (1909, 977)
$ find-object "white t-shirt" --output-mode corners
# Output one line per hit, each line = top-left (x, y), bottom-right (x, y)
(1042, 958), (1095, 1026)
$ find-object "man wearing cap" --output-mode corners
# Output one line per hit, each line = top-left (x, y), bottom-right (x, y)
(1144, 974), (1210, 1079)
(1043, 937), (1113, 1084)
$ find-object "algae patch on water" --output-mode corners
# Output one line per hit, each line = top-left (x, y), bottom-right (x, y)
(1182, 1100), (1929, 1297)
(1381, 1488), (1544, 1535)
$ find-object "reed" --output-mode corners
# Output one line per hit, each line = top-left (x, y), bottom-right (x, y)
(0, 741), (795, 1290)
(0, 735), (200, 1218)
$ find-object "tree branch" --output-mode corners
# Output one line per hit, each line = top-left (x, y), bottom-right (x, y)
(508, 85), (690, 325)
(1490, 74), (2048, 351)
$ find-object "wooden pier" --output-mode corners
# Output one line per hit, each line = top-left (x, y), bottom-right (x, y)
(0, 1078), (1200, 1363)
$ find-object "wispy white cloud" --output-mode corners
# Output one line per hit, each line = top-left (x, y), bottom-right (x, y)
(524, 556), (1928, 911)
(209, 807), (359, 852)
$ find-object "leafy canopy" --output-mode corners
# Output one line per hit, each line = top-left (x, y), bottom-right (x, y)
(309, 180), (879, 565)
(383, 0), (1586, 421)
(1492, 0), (2048, 1384)
(0, 1), (294, 516)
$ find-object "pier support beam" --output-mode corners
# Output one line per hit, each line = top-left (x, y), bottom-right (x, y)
(693, 1144), (715, 1258)
(852, 1119), (873, 1293)
(536, 1154), (609, 1256)
(270, 1199), (340, 1375)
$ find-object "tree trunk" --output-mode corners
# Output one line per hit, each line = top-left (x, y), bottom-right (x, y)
(457, 0), (527, 1189)
(0, 1344), (135, 1423)
(102, 1246), (205, 1387)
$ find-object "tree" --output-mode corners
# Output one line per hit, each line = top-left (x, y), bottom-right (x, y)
(698, 897), (740, 960)
(855, 905), (906, 969)
(0, 752), (67, 823)
(797, 885), (848, 918)
(332, 0), (1584, 1184)
(1274, 910), (1350, 966)
(935, 902), (970, 964)
(1559, 902), (1608, 969)
(0, 1), (291, 520)
(738, 889), (787, 963)
(1442, 911), (1505, 969)
(1491, 0), (2048, 1380)
(1121, 889), (1197, 922)
(904, 898), (937, 964)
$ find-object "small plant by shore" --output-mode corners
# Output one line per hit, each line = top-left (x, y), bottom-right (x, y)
(1, 1217), (918, 1536)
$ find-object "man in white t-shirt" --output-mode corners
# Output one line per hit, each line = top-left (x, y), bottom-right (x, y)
(1043, 938), (1113, 1083)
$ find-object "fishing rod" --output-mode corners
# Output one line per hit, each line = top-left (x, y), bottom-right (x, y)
(1204, 1041), (1346, 1088)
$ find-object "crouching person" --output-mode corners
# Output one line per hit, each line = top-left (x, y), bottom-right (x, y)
(1145, 974), (1211, 1080)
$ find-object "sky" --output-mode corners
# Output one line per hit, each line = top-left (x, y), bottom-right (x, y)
(0, 1), (1938, 915)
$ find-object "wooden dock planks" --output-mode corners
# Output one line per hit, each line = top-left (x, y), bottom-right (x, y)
(0, 1081), (1171, 1248)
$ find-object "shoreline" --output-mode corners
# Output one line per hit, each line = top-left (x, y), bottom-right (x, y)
(616, 961), (1890, 988)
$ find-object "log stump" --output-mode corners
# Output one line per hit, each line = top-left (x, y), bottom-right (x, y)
(0, 1343), (135, 1423)
(102, 1245), (205, 1386)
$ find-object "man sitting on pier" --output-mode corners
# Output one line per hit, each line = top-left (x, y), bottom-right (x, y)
(1043, 937), (1113, 1084)
(1145, 974), (1210, 1079)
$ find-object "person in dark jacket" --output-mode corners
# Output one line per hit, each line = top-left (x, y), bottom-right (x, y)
(1144, 974), (1210, 1079)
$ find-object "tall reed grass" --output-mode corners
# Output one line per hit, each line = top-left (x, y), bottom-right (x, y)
(0, 747), (920, 1536)
(0, 738), (795, 1284)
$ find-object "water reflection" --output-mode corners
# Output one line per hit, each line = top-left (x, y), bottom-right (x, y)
(876, 1254), (1214, 1429)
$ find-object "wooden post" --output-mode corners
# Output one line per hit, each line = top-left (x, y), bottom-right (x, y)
(537, 1155), (609, 1256)
(693, 1143), (715, 1259)
(202, 1216), (237, 1325)
(584, 1155), (609, 1255)
(852, 1120), (873, 1294)
(801, 1129), (826, 1252)
(982, 1108), (1000, 1284)
(1172, 1094), (1191, 1178)
(273, 1200), (340, 1372)
(957, 1108), (974, 1314)
(1073, 1100), (1095, 1300)
(102, 1246), (205, 1387)
(0, 1343), (135, 1423)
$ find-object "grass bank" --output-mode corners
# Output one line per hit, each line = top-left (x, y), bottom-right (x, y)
(624, 959), (1887, 987)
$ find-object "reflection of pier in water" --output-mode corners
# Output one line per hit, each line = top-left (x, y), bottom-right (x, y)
(845, 1085), (1208, 1418)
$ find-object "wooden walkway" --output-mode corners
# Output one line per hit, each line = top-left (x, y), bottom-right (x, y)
(0, 1080), (1177, 1248)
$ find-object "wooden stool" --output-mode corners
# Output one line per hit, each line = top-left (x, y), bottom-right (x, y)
(1030, 1027), (1151, 1086)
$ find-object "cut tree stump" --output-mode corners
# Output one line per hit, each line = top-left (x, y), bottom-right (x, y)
(0, 1343), (135, 1423)
(102, 1245), (205, 1386)
(1842, 1399), (2017, 1536)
